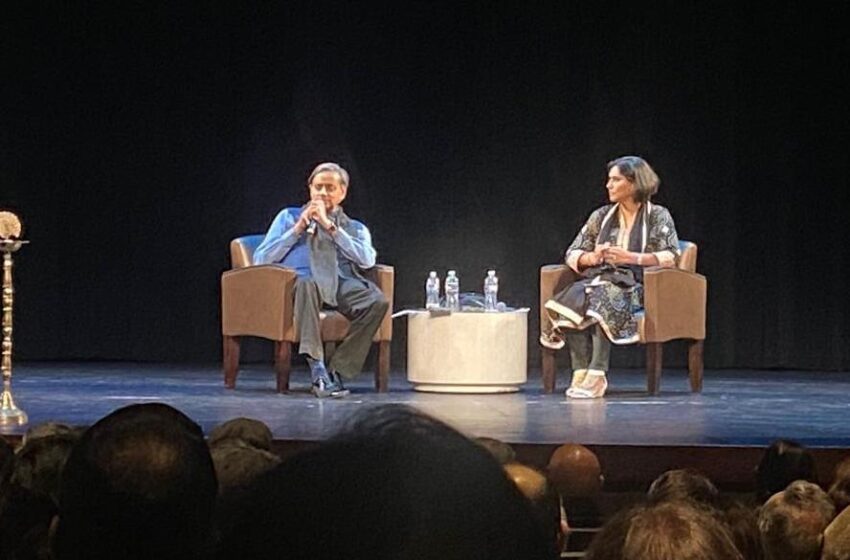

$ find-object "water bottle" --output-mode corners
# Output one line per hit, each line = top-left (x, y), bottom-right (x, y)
(445, 270), (460, 311)
(425, 271), (440, 309)
(484, 270), (498, 311)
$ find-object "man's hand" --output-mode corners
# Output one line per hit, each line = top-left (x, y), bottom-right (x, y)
(295, 205), (313, 234)
(309, 199), (331, 229)
(296, 200), (335, 235)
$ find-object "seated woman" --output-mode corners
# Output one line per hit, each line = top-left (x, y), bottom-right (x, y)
(541, 156), (680, 399)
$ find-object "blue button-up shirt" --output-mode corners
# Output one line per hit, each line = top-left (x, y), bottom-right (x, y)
(252, 207), (377, 278)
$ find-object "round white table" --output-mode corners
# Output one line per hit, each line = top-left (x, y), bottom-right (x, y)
(406, 309), (528, 393)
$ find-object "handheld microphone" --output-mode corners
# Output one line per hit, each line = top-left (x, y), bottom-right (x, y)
(306, 220), (318, 235)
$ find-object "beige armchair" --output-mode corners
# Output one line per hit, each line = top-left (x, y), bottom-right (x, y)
(221, 235), (394, 393)
(539, 241), (706, 395)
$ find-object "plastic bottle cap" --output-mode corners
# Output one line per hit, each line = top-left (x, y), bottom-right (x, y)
(429, 271), (437, 277)
(488, 270), (495, 275)
(448, 270), (456, 275)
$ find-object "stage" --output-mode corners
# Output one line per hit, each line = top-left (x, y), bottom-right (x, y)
(4, 363), (850, 491)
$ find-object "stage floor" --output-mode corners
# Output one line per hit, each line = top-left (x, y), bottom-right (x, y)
(4, 363), (850, 449)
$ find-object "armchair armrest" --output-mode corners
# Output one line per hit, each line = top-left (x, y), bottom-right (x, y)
(540, 264), (578, 333)
(642, 267), (707, 342)
(221, 265), (297, 340)
(367, 264), (394, 341)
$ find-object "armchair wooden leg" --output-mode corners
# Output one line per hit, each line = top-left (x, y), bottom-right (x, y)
(274, 341), (292, 393)
(541, 348), (557, 394)
(223, 335), (240, 389)
(375, 340), (390, 393)
(646, 342), (663, 396)
(688, 339), (704, 393)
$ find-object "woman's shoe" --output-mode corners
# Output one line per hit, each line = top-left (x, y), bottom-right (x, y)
(564, 369), (588, 397)
(566, 369), (608, 399)
(539, 330), (565, 350)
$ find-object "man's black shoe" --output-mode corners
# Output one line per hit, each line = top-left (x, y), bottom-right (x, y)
(329, 371), (351, 397)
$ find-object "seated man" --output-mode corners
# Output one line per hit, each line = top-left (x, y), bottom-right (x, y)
(253, 162), (388, 398)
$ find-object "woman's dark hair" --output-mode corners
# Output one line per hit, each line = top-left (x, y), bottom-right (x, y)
(607, 155), (660, 203)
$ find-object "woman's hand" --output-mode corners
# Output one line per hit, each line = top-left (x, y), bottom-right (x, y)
(580, 243), (609, 268)
(602, 246), (635, 266)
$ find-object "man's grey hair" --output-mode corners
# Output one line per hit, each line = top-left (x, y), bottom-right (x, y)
(758, 480), (836, 560)
(308, 162), (349, 187)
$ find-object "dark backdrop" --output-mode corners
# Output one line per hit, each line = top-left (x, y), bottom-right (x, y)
(3, 1), (848, 370)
